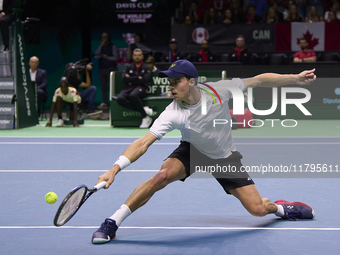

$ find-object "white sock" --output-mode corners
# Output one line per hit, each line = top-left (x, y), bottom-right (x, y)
(109, 204), (131, 226)
(275, 204), (285, 217)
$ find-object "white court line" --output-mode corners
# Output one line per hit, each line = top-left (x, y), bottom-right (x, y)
(0, 136), (181, 139)
(1, 136), (339, 139)
(1, 142), (340, 145)
(0, 226), (340, 231)
(36, 124), (111, 127)
(0, 142), (177, 145)
(0, 170), (158, 173)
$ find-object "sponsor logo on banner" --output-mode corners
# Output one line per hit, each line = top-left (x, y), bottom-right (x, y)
(323, 87), (340, 110)
(192, 27), (209, 44)
(18, 34), (31, 116)
(291, 22), (324, 51)
(115, 0), (154, 23)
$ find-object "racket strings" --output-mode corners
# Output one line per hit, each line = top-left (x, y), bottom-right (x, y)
(56, 187), (86, 225)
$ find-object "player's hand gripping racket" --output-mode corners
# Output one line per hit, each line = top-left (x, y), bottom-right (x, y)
(53, 181), (106, 227)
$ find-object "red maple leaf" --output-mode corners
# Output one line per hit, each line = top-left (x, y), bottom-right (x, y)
(297, 30), (319, 50)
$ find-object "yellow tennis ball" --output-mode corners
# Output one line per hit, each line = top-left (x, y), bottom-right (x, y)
(45, 192), (58, 204)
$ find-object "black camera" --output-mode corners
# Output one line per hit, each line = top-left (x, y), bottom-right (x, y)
(64, 58), (93, 81)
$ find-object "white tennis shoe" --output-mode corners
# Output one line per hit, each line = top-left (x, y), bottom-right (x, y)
(139, 116), (153, 128)
(56, 119), (64, 127)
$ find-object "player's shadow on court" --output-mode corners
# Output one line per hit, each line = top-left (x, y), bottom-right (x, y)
(110, 218), (281, 247)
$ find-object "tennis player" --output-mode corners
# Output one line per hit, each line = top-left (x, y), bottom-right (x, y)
(92, 60), (316, 244)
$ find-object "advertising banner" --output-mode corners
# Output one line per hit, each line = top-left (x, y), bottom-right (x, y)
(173, 24), (275, 53)
(13, 22), (38, 128)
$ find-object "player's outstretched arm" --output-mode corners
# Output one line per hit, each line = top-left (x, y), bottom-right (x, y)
(97, 132), (157, 188)
(243, 69), (316, 88)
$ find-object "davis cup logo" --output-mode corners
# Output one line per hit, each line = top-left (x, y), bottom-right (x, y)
(192, 27), (209, 44)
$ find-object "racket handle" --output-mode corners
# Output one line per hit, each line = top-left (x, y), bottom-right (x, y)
(94, 181), (107, 190)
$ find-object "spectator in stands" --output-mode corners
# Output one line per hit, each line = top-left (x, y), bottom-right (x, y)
(325, 10), (339, 21)
(95, 32), (119, 110)
(45, 77), (81, 128)
(325, 1), (340, 20)
(29, 56), (48, 118)
(228, 35), (251, 64)
(127, 33), (153, 62)
(198, 39), (217, 62)
(296, 0), (307, 19)
(266, 7), (279, 23)
(247, 0), (268, 21)
(203, 7), (220, 24)
(244, 5), (263, 24)
(65, 62), (101, 117)
(293, 38), (317, 63)
(200, 0), (229, 16)
(220, 9), (234, 25)
(0, 0), (15, 52)
(229, 0), (244, 23)
(188, 1), (204, 24)
(282, 0), (306, 19)
(285, 4), (303, 21)
(270, 2), (284, 22)
(117, 49), (153, 128)
(305, 5), (324, 22)
(283, 0), (297, 20)
(161, 38), (185, 63)
(145, 56), (159, 74)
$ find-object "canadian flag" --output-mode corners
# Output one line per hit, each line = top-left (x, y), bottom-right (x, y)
(192, 27), (209, 44)
(276, 22), (340, 51)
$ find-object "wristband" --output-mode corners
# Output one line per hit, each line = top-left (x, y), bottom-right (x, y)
(113, 155), (131, 170)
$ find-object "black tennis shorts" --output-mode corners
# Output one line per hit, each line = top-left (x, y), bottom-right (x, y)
(167, 141), (255, 194)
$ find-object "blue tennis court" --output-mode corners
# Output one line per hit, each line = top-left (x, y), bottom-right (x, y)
(1, 134), (340, 255)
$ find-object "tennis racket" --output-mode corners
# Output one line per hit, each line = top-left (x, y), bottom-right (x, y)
(53, 181), (106, 227)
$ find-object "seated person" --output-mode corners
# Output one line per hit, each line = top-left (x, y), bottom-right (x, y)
(145, 56), (159, 74)
(203, 7), (220, 24)
(220, 9), (234, 25)
(29, 56), (48, 117)
(65, 62), (101, 116)
(228, 35), (251, 64)
(325, 2), (340, 20)
(305, 5), (324, 22)
(187, 1), (204, 24)
(46, 77), (81, 127)
(293, 38), (316, 63)
(325, 10), (339, 22)
(197, 39), (217, 62)
(244, 5), (263, 24)
(229, 0), (244, 24)
(161, 38), (185, 63)
(266, 7), (279, 23)
(117, 48), (153, 128)
(285, 4), (303, 22)
(247, 0), (268, 20)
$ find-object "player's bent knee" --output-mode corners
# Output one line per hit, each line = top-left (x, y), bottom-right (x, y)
(248, 205), (267, 217)
(149, 170), (170, 190)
